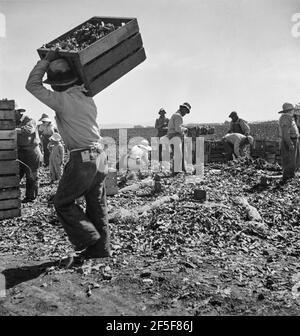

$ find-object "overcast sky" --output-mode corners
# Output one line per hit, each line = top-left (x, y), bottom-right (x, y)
(1, 0), (300, 126)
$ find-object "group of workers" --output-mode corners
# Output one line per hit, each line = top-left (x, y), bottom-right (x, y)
(15, 48), (300, 263)
(154, 104), (300, 184)
(15, 108), (65, 203)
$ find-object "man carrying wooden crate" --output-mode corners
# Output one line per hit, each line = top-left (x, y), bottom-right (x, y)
(16, 108), (43, 203)
(25, 50), (111, 260)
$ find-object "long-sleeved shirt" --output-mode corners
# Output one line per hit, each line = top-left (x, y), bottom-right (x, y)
(38, 122), (57, 138)
(26, 60), (101, 151)
(279, 113), (299, 142)
(223, 133), (247, 158)
(17, 115), (40, 150)
(228, 118), (250, 136)
(167, 111), (185, 139)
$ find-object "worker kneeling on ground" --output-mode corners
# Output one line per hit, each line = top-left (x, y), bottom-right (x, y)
(222, 133), (254, 160)
(26, 50), (111, 260)
(118, 139), (152, 172)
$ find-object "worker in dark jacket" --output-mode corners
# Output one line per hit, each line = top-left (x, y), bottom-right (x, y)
(155, 108), (169, 138)
(227, 111), (250, 136)
(16, 108), (43, 203)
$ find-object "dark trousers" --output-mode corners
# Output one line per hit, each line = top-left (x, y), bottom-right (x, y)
(53, 151), (110, 253)
(42, 136), (50, 166)
(18, 147), (42, 200)
(281, 138), (300, 181)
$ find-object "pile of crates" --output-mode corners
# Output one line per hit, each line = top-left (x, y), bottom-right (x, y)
(0, 99), (21, 220)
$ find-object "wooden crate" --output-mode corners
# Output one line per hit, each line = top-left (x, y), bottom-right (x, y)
(0, 99), (21, 220)
(37, 16), (146, 97)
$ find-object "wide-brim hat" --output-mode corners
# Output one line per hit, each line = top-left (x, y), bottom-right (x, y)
(40, 117), (52, 123)
(246, 135), (254, 146)
(138, 139), (152, 151)
(44, 58), (79, 86)
(16, 108), (26, 113)
(180, 102), (191, 113)
(278, 102), (294, 114)
(39, 113), (49, 121)
(49, 133), (62, 142)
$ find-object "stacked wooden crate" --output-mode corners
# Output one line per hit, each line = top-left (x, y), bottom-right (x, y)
(38, 16), (146, 97)
(206, 140), (227, 163)
(251, 140), (280, 164)
(0, 100), (21, 220)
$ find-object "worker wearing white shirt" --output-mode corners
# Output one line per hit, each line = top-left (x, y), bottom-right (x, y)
(222, 133), (254, 159)
(120, 139), (152, 171)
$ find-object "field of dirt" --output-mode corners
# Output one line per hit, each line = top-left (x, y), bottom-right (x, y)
(1, 158), (300, 316)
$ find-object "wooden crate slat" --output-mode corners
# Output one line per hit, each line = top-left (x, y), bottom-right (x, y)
(0, 140), (16, 150)
(0, 120), (16, 130)
(0, 100), (15, 110)
(0, 176), (20, 188)
(0, 188), (20, 200)
(79, 19), (139, 65)
(0, 150), (17, 160)
(0, 160), (18, 174)
(89, 48), (146, 96)
(0, 130), (16, 140)
(0, 110), (16, 120)
(0, 208), (21, 220)
(0, 199), (20, 210)
(84, 33), (143, 81)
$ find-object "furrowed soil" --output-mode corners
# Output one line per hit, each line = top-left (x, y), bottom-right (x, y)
(1, 158), (300, 316)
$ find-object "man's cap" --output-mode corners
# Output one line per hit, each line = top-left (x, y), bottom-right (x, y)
(159, 108), (166, 115)
(179, 102), (191, 113)
(49, 133), (62, 142)
(278, 102), (294, 114)
(229, 111), (238, 118)
(44, 58), (79, 86)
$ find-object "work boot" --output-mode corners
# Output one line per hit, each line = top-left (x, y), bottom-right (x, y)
(21, 197), (35, 203)
(82, 239), (111, 259)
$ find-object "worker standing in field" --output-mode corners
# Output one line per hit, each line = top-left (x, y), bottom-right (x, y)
(167, 102), (191, 173)
(227, 111), (250, 136)
(222, 133), (254, 160)
(16, 108), (43, 203)
(26, 50), (111, 259)
(48, 132), (64, 183)
(278, 103), (300, 183)
(38, 113), (57, 167)
(155, 108), (169, 162)
(155, 108), (169, 138)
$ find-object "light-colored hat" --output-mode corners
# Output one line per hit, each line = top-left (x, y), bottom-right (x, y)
(278, 102), (294, 114)
(246, 135), (254, 146)
(40, 117), (52, 123)
(180, 102), (191, 113)
(138, 139), (152, 151)
(49, 133), (62, 142)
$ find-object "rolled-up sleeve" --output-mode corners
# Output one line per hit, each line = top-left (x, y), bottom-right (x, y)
(26, 60), (63, 112)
